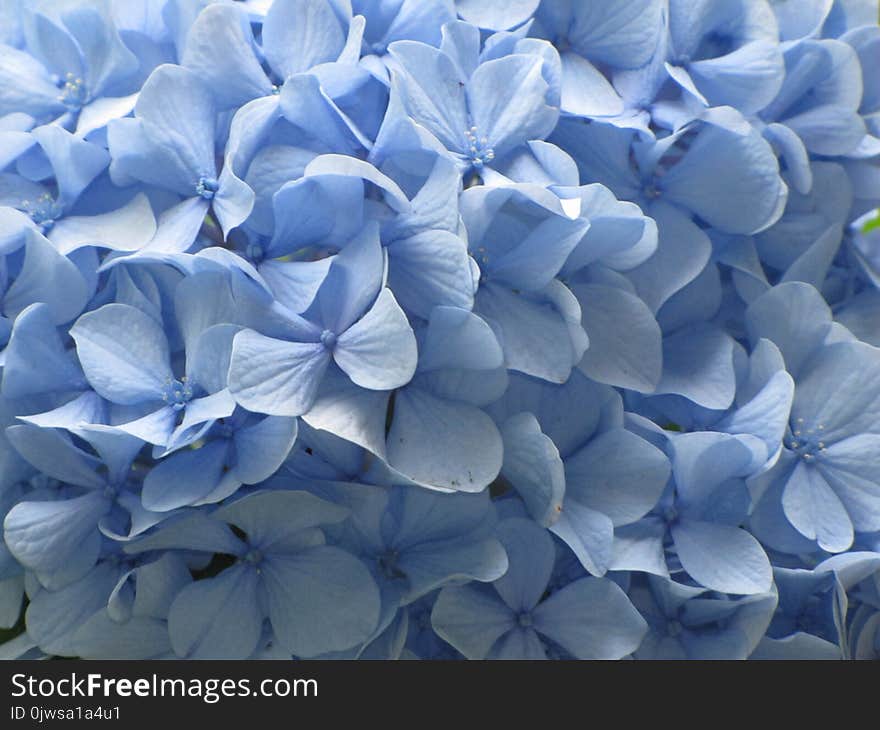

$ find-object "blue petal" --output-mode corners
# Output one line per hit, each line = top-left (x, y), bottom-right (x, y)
(214, 490), (348, 551)
(482, 209), (588, 291)
(57, 2), (138, 95)
(419, 306), (503, 372)
(334, 288), (417, 390)
(819, 435), (880, 533)
(136, 197), (210, 255)
(71, 612), (171, 659)
(567, 0), (663, 68)
(488, 627), (547, 659)
(687, 41), (785, 114)
(18, 391), (105, 430)
(259, 260), (332, 315)
(656, 324), (737, 410)
(455, 0), (538, 30)
(549, 500), (614, 576)
(50, 194), (157, 255)
(389, 489), (507, 600)
(386, 41), (468, 152)
(262, 546), (380, 658)
(763, 122), (812, 195)
(785, 105), (866, 156)
(670, 432), (763, 510)
(175, 271), (238, 357)
(574, 283), (661, 392)
(70, 303), (172, 405)
(301, 365), (390, 458)
(386, 386), (503, 492)
(1, 303), (85, 399)
(228, 330), (329, 417)
(74, 93), (139, 139)
(672, 520), (772, 594)
(168, 389), (234, 451)
(609, 518), (669, 576)
(431, 583), (515, 659)
(181, 4), (271, 108)
(74, 424), (143, 486)
(533, 577), (647, 659)
(791, 341), (880, 443)
(387, 229), (476, 319)
(4, 492), (108, 573)
(476, 282), (580, 384)
(26, 562), (119, 656)
(134, 64), (217, 187)
(168, 564), (263, 659)
(492, 518), (555, 612)
(262, 0), (347, 79)
(626, 202), (712, 313)
(782, 461), (854, 553)
(5, 425), (103, 489)
(662, 121), (786, 235)
(559, 52), (623, 117)
(3, 230), (88, 325)
(311, 223), (384, 333)
(0, 42), (63, 119)
(141, 439), (231, 512)
(499, 413), (565, 527)
(467, 53), (558, 158)
(717, 370), (794, 461)
(124, 512), (245, 556)
(279, 73), (370, 154)
(269, 176), (365, 256)
(746, 282), (833, 377)
(29, 125), (109, 207)
(565, 427), (670, 527)
(232, 416), (299, 485)
(114, 406), (177, 447)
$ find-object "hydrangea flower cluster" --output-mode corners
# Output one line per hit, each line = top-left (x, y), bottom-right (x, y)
(0, 0), (878, 661)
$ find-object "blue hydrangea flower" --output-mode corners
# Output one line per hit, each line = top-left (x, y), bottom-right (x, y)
(375, 21), (561, 178)
(309, 482), (507, 657)
(126, 490), (381, 658)
(227, 224), (417, 417)
(108, 63), (254, 250)
(431, 518), (648, 659)
(69, 272), (242, 449)
(747, 283), (880, 554)
(629, 574), (778, 659)
(0, 1), (140, 135)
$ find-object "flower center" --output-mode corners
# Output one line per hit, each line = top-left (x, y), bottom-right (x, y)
(196, 176), (219, 200)
(786, 418), (827, 461)
(161, 378), (193, 411)
(377, 549), (406, 581)
(517, 612), (533, 628)
(244, 548), (263, 565)
(320, 329), (337, 350)
(464, 125), (495, 170)
(643, 180), (662, 199)
(20, 193), (63, 232)
(56, 72), (88, 109)
(245, 242), (265, 264)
